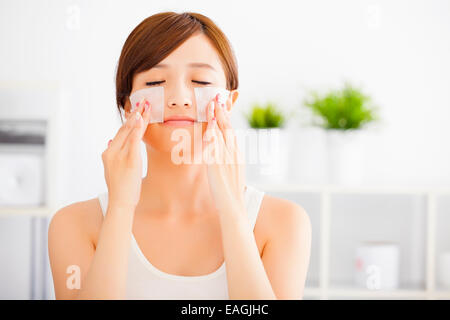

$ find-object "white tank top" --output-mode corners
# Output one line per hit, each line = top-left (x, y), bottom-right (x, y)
(97, 184), (265, 300)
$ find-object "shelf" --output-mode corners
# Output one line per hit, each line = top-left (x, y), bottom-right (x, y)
(303, 287), (322, 299)
(252, 182), (450, 195)
(328, 193), (427, 290)
(2, 181), (448, 299)
(0, 206), (53, 216)
(431, 290), (450, 299)
(255, 183), (446, 299)
(327, 286), (427, 299)
(303, 286), (430, 299)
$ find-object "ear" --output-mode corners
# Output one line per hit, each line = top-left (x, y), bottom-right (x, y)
(226, 89), (239, 113)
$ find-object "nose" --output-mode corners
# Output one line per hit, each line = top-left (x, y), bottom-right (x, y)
(167, 85), (193, 110)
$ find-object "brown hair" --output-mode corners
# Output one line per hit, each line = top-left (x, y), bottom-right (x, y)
(115, 12), (239, 120)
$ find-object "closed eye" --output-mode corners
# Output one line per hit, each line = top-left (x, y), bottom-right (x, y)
(145, 81), (164, 86)
(145, 80), (212, 86)
(192, 80), (211, 85)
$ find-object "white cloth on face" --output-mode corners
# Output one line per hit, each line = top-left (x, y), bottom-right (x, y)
(129, 87), (165, 123)
(129, 86), (230, 123)
(194, 87), (230, 122)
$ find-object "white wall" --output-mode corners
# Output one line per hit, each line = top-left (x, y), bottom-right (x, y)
(1, 0), (449, 206)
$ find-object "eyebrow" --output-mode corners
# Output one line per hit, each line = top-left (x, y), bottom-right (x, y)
(153, 62), (216, 71)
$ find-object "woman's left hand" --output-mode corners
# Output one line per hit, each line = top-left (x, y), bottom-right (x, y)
(203, 93), (247, 217)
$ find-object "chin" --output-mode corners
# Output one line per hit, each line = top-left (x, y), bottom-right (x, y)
(142, 123), (207, 154)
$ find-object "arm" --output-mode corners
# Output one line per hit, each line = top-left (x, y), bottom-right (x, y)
(220, 199), (312, 300)
(260, 201), (312, 299)
(48, 100), (152, 299)
(203, 93), (312, 299)
(48, 203), (134, 299)
(219, 204), (276, 300)
(76, 205), (135, 299)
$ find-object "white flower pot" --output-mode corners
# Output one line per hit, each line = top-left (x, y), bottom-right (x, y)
(327, 129), (364, 186)
(355, 242), (400, 290)
(241, 128), (289, 184)
(289, 126), (328, 185)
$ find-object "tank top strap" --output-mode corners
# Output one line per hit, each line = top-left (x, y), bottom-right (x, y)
(244, 184), (265, 230)
(98, 192), (108, 216)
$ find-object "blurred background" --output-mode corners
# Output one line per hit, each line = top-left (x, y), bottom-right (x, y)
(0, 0), (449, 299)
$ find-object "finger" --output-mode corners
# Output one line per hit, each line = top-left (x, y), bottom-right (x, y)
(217, 97), (239, 165)
(135, 97), (146, 112)
(225, 95), (233, 114)
(203, 99), (217, 149)
(202, 125), (217, 165)
(123, 96), (144, 128)
(125, 111), (143, 156)
(126, 97), (145, 120)
(203, 98), (225, 164)
(208, 96), (216, 122)
(216, 99), (232, 132)
(210, 98), (226, 149)
(110, 110), (141, 150)
(214, 96), (234, 162)
(136, 97), (146, 116)
(141, 99), (152, 132)
(113, 98), (146, 149)
(204, 97), (218, 141)
(215, 98), (234, 149)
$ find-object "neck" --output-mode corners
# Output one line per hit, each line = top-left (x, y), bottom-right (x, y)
(139, 144), (216, 220)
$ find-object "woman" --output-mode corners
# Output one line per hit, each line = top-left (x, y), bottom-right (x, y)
(48, 11), (311, 300)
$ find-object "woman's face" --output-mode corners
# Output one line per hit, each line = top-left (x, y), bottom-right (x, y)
(124, 33), (238, 156)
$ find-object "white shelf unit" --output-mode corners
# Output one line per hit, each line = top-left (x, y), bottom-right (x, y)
(3, 182), (450, 300)
(0, 82), (60, 299)
(253, 182), (450, 300)
(0, 206), (53, 217)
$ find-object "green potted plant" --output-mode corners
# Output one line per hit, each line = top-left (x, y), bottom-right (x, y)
(303, 82), (379, 185)
(245, 102), (285, 129)
(242, 101), (288, 183)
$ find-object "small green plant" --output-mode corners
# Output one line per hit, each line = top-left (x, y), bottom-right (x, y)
(244, 102), (285, 129)
(303, 83), (378, 130)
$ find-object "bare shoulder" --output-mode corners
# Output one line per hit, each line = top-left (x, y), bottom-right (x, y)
(257, 194), (311, 241)
(48, 197), (104, 299)
(256, 194), (312, 299)
(48, 197), (104, 245)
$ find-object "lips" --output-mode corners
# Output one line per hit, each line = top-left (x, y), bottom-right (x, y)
(163, 115), (195, 126)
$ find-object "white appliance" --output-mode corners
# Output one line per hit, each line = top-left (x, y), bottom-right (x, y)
(0, 121), (46, 206)
(355, 241), (400, 290)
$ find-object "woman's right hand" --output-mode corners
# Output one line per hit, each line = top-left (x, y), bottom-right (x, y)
(102, 99), (152, 211)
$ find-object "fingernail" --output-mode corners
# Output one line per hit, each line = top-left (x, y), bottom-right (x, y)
(145, 100), (150, 106)
(136, 102), (140, 107)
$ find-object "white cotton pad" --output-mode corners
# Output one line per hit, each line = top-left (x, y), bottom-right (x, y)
(194, 87), (230, 122)
(129, 86), (165, 123)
